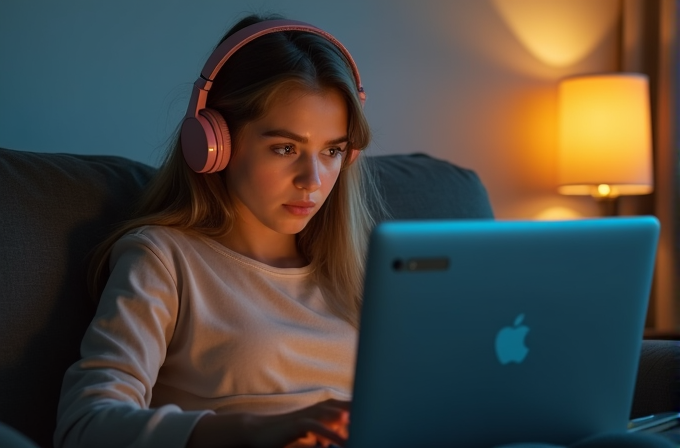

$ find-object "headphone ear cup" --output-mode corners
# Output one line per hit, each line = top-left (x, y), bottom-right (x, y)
(199, 109), (231, 173)
(180, 109), (231, 173)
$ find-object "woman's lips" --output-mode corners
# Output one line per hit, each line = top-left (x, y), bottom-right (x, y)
(283, 201), (316, 216)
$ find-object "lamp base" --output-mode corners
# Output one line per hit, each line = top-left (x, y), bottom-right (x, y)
(596, 196), (619, 216)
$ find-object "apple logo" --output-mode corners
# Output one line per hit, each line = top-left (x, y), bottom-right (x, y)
(494, 314), (530, 365)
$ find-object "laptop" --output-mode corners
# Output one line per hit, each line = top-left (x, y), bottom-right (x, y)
(347, 216), (660, 447)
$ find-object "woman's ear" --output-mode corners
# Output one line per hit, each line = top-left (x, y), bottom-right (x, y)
(345, 149), (360, 167)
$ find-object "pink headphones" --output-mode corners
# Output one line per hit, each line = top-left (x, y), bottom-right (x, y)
(181, 19), (366, 174)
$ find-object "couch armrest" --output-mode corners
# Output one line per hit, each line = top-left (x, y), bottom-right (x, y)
(630, 340), (680, 418)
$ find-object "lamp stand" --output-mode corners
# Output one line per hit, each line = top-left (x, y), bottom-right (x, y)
(596, 196), (619, 216)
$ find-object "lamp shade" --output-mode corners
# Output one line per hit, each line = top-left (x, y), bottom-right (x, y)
(558, 74), (653, 197)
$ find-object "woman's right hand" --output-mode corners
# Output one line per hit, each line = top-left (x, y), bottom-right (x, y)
(187, 399), (351, 448)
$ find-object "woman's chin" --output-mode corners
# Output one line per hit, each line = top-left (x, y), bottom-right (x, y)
(272, 219), (313, 236)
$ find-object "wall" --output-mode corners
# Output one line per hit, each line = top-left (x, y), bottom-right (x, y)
(0, 0), (621, 219)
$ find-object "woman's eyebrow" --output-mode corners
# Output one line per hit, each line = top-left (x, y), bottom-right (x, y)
(261, 129), (348, 145)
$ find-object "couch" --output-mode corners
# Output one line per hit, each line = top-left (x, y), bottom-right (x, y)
(0, 147), (678, 447)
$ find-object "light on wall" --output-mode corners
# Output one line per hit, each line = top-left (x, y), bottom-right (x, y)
(558, 73), (653, 215)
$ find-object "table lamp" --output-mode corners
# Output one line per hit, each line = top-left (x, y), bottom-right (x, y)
(557, 73), (653, 215)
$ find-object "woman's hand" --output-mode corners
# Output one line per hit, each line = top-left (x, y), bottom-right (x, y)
(255, 399), (350, 448)
(187, 399), (351, 448)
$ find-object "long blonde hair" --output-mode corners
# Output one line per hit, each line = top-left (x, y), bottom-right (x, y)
(89, 14), (386, 327)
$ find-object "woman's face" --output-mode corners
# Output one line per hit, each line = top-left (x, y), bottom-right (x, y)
(225, 87), (349, 236)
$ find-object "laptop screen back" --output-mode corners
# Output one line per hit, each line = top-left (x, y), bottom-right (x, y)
(348, 217), (659, 448)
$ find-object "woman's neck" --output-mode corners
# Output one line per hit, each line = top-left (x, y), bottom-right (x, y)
(215, 222), (307, 268)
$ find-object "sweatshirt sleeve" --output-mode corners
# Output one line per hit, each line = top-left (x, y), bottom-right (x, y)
(54, 231), (213, 448)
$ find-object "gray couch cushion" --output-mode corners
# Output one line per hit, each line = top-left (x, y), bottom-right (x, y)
(369, 153), (494, 220)
(0, 148), (155, 447)
(631, 340), (680, 418)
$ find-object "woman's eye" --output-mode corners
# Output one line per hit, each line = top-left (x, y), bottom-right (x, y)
(273, 144), (295, 156)
(325, 147), (346, 158)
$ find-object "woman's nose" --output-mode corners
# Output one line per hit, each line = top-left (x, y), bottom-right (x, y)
(293, 154), (322, 192)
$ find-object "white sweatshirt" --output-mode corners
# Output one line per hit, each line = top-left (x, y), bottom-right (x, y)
(55, 225), (357, 448)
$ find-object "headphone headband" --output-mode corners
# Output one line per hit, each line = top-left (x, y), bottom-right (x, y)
(186, 19), (365, 119)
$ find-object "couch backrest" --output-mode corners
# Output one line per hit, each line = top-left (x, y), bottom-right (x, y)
(0, 148), (493, 447)
(368, 153), (494, 220)
(0, 149), (156, 447)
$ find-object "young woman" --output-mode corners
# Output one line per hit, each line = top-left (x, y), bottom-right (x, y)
(54, 14), (385, 448)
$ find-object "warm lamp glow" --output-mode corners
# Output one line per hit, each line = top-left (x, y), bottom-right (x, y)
(534, 206), (583, 221)
(493, 0), (619, 67)
(597, 184), (612, 197)
(558, 74), (653, 197)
